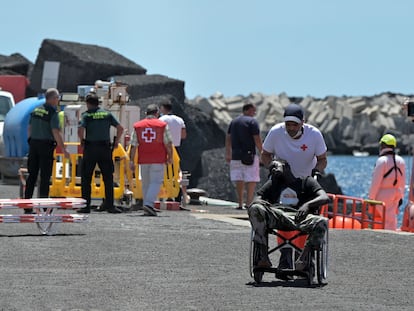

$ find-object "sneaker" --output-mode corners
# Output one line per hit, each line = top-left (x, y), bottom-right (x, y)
(275, 271), (294, 281)
(295, 245), (311, 271)
(278, 249), (293, 270)
(107, 207), (123, 214)
(277, 261), (293, 270)
(95, 205), (107, 212)
(142, 205), (158, 216)
(77, 207), (91, 214)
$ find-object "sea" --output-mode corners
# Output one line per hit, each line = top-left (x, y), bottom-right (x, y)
(326, 155), (413, 227)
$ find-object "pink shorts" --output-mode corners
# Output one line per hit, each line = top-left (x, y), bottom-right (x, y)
(230, 156), (260, 182)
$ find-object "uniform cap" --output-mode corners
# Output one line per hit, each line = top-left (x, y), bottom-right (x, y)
(283, 104), (304, 124)
(379, 134), (397, 147)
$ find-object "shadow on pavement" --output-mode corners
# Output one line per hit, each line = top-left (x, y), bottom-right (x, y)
(246, 279), (327, 288)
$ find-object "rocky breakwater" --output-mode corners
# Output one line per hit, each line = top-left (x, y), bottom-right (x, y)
(2, 38), (411, 202)
(188, 92), (414, 201)
(190, 91), (414, 155)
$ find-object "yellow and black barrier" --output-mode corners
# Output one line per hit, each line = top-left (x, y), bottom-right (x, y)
(50, 142), (181, 202)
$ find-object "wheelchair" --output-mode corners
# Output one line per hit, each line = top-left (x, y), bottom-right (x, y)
(249, 227), (328, 286)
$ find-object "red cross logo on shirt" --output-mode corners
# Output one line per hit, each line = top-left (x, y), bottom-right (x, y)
(300, 144), (308, 151)
(142, 128), (156, 143)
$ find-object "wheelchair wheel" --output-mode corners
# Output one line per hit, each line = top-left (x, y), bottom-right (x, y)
(306, 253), (315, 286)
(252, 242), (264, 283)
(316, 229), (328, 285)
(249, 230), (254, 277)
(249, 230), (264, 283)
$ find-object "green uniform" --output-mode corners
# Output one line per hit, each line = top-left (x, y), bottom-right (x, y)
(29, 104), (60, 140)
(79, 107), (120, 211)
(79, 108), (120, 141)
(25, 103), (60, 199)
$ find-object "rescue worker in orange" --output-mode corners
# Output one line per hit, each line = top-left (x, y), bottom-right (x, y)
(368, 134), (406, 230)
(129, 104), (173, 216)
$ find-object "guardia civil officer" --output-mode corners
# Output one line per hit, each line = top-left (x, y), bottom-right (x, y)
(77, 93), (124, 214)
(24, 88), (70, 214)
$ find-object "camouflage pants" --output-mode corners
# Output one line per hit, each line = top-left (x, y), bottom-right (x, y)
(248, 200), (328, 248)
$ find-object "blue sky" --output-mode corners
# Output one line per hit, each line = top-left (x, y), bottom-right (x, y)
(2, 0), (414, 99)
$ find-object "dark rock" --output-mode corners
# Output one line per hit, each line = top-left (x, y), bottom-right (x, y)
(0, 53), (33, 76)
(197, 148), (236, 201)
(112, 74), (184, 104)
(179, 105), (226, 187)
(30, 39), (147, 93)
(113, 74), (225, 187)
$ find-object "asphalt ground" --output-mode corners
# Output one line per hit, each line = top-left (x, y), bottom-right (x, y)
(0, 183), (414, 311)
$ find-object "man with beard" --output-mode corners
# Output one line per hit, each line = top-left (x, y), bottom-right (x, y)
(248, 159), (329, 271)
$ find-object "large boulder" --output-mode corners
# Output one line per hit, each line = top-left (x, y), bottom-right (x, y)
(0, 53), (33, 76)
(197, 148), (235, 201)
(112, 74), (225, 186)
(180, 107), (226, 187)
(30, 39), (146, 94)
(112, 74), (185, 109)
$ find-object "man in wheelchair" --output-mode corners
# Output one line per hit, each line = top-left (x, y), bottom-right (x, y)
(248, 159), (329, 271)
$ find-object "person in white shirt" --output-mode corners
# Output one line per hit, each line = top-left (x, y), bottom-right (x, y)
(261, 104), (327, 177)
(259, 103), (328, 270)
(159, 97), (188, 203)
(159, 98), (186, 150)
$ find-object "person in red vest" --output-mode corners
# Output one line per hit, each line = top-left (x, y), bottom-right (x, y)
(129, 104), (173, 216)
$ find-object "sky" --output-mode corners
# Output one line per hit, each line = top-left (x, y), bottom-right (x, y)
(2, 0), (414, 99)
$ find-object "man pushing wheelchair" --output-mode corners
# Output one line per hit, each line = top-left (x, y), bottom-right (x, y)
(248, 159), (329, 274)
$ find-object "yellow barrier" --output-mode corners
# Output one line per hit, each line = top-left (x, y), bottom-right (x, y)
(50, 143), (181, 203)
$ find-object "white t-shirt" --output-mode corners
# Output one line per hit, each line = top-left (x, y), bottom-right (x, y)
(159, 114), (186, 147)
(262, 123), (327, 178)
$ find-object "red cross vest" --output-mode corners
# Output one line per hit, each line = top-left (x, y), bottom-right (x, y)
(133, 118), (167, 164)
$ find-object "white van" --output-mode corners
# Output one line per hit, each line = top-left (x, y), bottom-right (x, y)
(0, 90), (15, 156)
